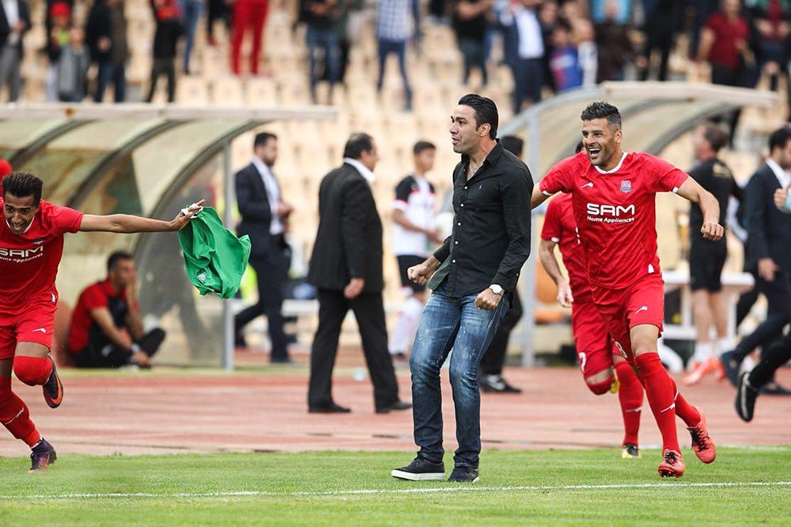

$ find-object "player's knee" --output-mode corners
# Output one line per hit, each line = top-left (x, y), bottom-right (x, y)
(586, 377), (614, 395)
(13, 356), (51, 387)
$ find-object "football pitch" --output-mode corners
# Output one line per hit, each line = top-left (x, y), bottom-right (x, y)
(1, 448), (790, 526)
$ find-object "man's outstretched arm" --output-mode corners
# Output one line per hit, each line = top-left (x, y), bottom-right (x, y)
(79, 200), (205, 233)
(676, 178), (724, 241)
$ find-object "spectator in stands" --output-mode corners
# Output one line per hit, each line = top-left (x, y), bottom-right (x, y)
(594, 0), (633, 82)
(302, 0), (341, 103)
(697, 0), (753, 144)
(179, 0), (202, 75)
(45, 2), (71, 101)
(549, 19), (581, 93)
(452, 0), (492, 88)
(745, 0), (790, 93)
(307, 133), (409, 414)
(637, 0), (680, 81)
(479, 134), (525, 394)
(376, 0), (417, 111)
(683, 123), (743, 386)
(388, 140), (442, 363)
(573, 17), (597, 88)
(86, 0), (129, 103)
(233, 132), (294, 363)
(231, 0), (269, 75)
(327, 0), (364, 86)
(146, 0), (182, 103)
(206, 0), (228, 46)
(68, 252), (166, 369)
(57, 26), (90, 102)
(0, 0), (30, 103)
(499, 0), (546, 113)
(721, 126), (791, 393)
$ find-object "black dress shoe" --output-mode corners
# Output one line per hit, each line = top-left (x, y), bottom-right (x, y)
(375, 400), (412, 414)
(308, 403), (351, 414)
(270, 356), (295, 364)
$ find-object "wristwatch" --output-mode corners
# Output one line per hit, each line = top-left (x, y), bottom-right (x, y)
(489, 284), (504, 296)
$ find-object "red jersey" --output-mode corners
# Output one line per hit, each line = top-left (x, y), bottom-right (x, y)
(540, 193), (592, 300)
(67, 279), (134, 352)
(0, 199), (83, 312)
(539, 151), (688, 289)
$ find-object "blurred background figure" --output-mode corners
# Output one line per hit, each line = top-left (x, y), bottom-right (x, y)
(0, 0), (30, 102)
(230, 0), (269, 75)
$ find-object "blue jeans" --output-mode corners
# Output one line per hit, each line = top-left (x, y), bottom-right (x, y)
(179, 0), (203, 73)
(306, 27), (339, 102)
(94, 61), (126, 103)
(376, 38), (412, 107)
(410, 283), (510, 468)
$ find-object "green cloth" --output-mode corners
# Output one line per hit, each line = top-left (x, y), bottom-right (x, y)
(178, 207), (251, 299)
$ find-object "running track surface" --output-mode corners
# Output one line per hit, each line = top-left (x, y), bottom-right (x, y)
(0, 347), (788, 458)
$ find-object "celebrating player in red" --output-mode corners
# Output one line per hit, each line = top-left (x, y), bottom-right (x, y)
(539, 191), (645, 459)
(531, 102), (722, 478)
(1, 172), (202, 471)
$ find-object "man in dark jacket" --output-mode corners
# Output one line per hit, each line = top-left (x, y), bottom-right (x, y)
(86, 0), (128, 102)
(307, 133), (410, 414)
(722, 126), (791, 390)
(0, 0), (30, 102)
(145, 0), (182, 103)
(234, 132), (294, 363)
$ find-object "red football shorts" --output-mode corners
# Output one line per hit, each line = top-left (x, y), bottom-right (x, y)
(590, 273), (665, 362)
(572, 297), (619, 379)
(0, 294), (57, 360)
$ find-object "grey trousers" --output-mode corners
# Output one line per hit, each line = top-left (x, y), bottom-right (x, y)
(0, 44), (22, 102)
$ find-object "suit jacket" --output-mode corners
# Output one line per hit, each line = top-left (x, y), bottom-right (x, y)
(308, 162), (384, 292)
(0, 0), (30, 51)
(745, 164), (791, 273)
(235, 162), (277, 258)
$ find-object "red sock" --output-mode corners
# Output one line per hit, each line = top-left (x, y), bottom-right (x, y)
(669, 379), (701, 427)
(633, 352), (680, 452)
(13, 356), (52, 386)
(615, 361), (643, 446)
(0, 376), (41, 446)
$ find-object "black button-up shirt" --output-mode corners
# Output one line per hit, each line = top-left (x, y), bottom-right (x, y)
(428, 141), (533, 297)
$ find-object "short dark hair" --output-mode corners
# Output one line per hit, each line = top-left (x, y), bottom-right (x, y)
(575, 140), (584, 154)
(2, 172), (43, 206)
(107, 251), (134, 272)
(343, 133), (374, 160)
(580, 101), (622, 130)
(699, 122), (729, 153)
(458, 93), (498, 139)
(413, 140), (436, 155)
(500, 135), (524, 157)
(768, 126), (791, 153)
(254, 132), (277, 148)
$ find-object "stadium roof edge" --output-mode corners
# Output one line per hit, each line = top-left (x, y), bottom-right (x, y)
(0, 103), (338, 121)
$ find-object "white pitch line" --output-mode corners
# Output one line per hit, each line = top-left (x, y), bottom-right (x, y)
(2, 481), (791, 501)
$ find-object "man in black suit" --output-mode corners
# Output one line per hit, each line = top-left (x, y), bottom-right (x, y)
(234, 132), (294, 364)
(307, 133), (410, 414)
(0, 0), (30, 102)
(722, 126), (791, 390)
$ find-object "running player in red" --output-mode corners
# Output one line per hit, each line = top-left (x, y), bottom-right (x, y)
(539, 191), (645, 459)
(1, 172), (202, 471)
(531, 102), (721, 478)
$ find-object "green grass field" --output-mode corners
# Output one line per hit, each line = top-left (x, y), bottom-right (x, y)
(1, 448), (790, 526)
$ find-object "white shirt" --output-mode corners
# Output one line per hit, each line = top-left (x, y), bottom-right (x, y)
(392, 175), (436, 257)
(250, 155), (283, 235)
(502, 6), (544, 59)
(765, 158), (791, 189)
(344, 157), (375, 184)
(2, 0), (20, 46)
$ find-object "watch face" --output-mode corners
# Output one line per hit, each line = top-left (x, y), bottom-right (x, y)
(490, 285), (503, 295)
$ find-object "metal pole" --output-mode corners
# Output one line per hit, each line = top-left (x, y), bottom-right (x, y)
(222, 140), (235, 371)
(521, 113), (541, 368)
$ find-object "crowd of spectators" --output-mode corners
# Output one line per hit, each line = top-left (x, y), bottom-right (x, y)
(1, 0), (789, 120)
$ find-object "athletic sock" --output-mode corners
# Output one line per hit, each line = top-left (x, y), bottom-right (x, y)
(388, 296), (423, 355)
(13, 356), (52, 386)
(670, 380), (701, 427)
(716, 336), (737, 358)
(0, 376), (41, 446)
(615, 361), (643, 446)
(689, 342), (713, 367)
(633, 352), (680, 452)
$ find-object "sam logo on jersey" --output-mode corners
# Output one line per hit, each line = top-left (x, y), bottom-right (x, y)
(0, 245), (44, 262)
(586, 203), (636, 224)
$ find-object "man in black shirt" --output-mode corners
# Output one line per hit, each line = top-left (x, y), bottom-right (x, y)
(391, 94), (533, 483)
(684, 122), (743, 385)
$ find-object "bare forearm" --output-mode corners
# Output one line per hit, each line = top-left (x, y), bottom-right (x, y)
(84, 214), (178, 233)
(538, 242), (565, 286)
